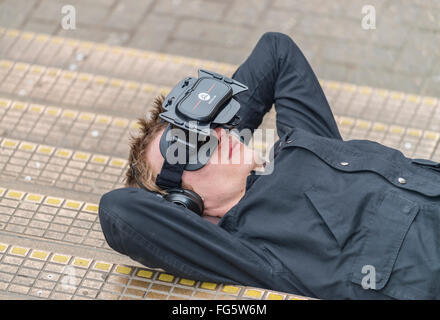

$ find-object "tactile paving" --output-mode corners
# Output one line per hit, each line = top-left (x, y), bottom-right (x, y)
(0, 29), (236, 87)
(0, 97), (138, 156)
(334, 115), (439, 160)
(2, 112), (440, 201)
(0, 241), (311, 300)
(0, 59), (167, 117)
(0, 137), (126, 195)
(0, 186), (105, 249)
(1, 28), (440, 301)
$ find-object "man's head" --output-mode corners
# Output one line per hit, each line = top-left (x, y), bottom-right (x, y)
(126, 95), (261, 218)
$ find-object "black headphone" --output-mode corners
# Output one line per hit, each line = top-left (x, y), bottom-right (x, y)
(129, 69), (247, 217)
(161, 188), (204, 215)
(130, 164), (204, 216)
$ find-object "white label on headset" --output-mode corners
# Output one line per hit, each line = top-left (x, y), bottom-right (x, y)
(198, 92), (211, 101)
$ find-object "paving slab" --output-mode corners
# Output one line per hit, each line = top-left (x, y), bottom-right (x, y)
(1, 1), (440, 300)
(1, 0), (439, 97)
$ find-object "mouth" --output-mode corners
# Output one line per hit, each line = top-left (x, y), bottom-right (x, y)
(228, 139), (233, 159)
(228, 136), (239, 160)
(214, 128), (239, 161)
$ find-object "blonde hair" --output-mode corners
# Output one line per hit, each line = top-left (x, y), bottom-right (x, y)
(125, 94), (167, 194)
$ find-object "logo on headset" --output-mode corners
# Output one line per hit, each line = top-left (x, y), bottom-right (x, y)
(198, 92), (211, 101)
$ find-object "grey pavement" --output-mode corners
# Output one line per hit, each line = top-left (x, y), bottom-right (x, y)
(1, 0), (440, 301)
(1, 0), (440, 97)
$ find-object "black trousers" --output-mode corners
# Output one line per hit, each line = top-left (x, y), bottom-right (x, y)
(99, 32), (342, 290)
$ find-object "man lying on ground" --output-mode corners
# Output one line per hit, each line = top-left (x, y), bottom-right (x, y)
(99, 32), (440, 300)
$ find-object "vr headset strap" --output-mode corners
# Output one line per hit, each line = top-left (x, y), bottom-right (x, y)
(156, 159), (185, 189)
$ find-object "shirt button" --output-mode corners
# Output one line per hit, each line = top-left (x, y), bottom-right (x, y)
(398, 177), (407, 184)
(402, 205), (412, 214)
(340, 162), (349, 166)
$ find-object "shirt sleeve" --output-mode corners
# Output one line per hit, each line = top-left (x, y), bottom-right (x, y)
(98, 187), (275, 289)
(232, 32), (342, 140)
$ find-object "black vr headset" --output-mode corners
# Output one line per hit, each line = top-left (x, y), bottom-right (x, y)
(131, 69), (248, 216)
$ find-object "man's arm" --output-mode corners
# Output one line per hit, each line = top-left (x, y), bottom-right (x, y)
(233, 32), (342, 140)
(99, 188), (275, 289)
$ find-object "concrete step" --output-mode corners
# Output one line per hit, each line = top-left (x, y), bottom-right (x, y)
(0, 186), (311, 300)
(1, 111), (439, 208)
(1, 27), (440, 301)
(0, 135), (126, 200)
(0, 97), (138, 158)
(1, 27), (440, 134)
(0, 185), (111, 254)
(0, 28), (235, 87)
(1, 57), (440, 136)
(1, 59), (440, 154)
(335, 115), (440, 160)
(0, 240), (310, 300)
(0, 96), (274, 159)
(0, 59), (168, 119)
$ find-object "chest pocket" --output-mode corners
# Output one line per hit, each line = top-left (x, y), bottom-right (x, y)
(305, 186), (433, 299)
(350, 190), (422, 299)
(284, 128), (440, 298)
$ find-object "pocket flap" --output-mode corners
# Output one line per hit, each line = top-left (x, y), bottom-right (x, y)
(411, 158), (440, 166)
(351, 191), (419, 290)
(305, 188), (353, 249)
(411, 158), (440, 171)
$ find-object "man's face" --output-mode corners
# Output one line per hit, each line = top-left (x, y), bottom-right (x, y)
(147, 127), (259, 217)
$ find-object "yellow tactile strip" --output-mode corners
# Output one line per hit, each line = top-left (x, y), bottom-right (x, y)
(0, 186), (105, 249)
(321, 81), (440, 131)
(0, 50), (439, 132)
(1, 115), (440, 199)
(1, 56), (440, 136)
(1, 29), (438, 129)
(333, 115), (440, 160)
(0, 97), (139, 157)
(0, 242), (310, 300)
(0, 137), (126, 195)
(0, 28), (438, 129)
(259, 112), (440, 161)
(0, 28), (236, 86)
(0, 59), (169, 116)
(0, 60), (439, 146)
